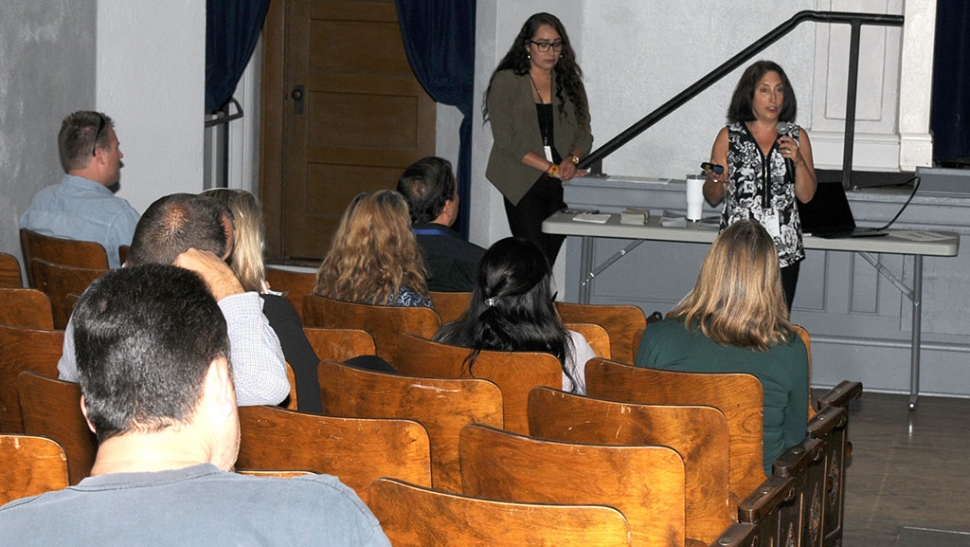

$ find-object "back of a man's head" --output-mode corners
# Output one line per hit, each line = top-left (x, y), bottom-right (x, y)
(126, 193), (229, 266)
(73, 264), (230, 443)
(396, 156), (456, 225)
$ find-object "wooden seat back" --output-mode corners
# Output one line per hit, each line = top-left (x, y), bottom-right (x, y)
(0, 325), (63, 433)
(318, 359), (503, 492)
(395, 334), (562, 434)
(17, 371), (97, 485)
(563, 322), (611, 359)
(556, 301), (647, 363)
(266, 266), (317, 322)
(791, 324), (815, 418)
(0, 252), (22, 288)
(302, 294), (441, 362)
(20, 228), (109, 287)
(302, 327), (376, 361)
(585, 358), (766, 497)
(428, 291), (472, 324)
(284, 362), (298, 410)
(528, 386), (732, 544)
(236, 469), (315, 478)
(368, 477), (633, 547)
(0, 434), (69, 505)
(0, 288), (55, 329)
(460, 424), (684, 547)
(30, 258), (108, 329)
(236, 404), (431, 501)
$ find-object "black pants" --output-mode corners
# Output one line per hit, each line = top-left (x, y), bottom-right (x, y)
(504, 176), (566, 264)
(781, 261), (800, 315)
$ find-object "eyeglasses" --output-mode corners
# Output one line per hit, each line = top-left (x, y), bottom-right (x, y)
(529, 40), (564, 53)
(92, 113), (106, 157)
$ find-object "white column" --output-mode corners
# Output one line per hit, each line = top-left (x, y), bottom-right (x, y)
(897, 0), (936, 171)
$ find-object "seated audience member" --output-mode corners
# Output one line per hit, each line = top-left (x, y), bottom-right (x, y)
(314, 190), (433, 308)
(20, 111), (140, 268)
(204, 188), (322, 414)
(0, 265), (390, 547)
(397, 157), (486, 292)
(434, 237), (594, 394)
(635, 220), (808, 473)
(58, 193), (290, 407)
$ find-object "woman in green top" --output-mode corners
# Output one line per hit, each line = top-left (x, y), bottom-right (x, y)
(635, 220), (808, 474)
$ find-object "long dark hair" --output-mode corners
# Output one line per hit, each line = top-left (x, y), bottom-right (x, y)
(482, 12), (589, 129)
(727, 60), (797, 124)
(434, 237), (579, 391)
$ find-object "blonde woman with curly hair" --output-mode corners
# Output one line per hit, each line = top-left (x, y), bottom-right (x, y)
(635, 220), (808, 473)
(315, 190), (433, 308)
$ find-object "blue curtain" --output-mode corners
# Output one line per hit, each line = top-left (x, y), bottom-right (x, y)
(205, 0), (271, 113)
(395, 0), (477, 239)
(931, 0), (970, 163)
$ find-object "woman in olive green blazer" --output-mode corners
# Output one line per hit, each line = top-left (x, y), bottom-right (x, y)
(484, 12), (592, 263)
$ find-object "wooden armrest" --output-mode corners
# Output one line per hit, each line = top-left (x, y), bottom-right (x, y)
(771, 436), (824, 477)
(707, 522), (759, 547)
(816, 380), (862, 409)
(738, 475), (796, 523)
(806, 405), (848, 439)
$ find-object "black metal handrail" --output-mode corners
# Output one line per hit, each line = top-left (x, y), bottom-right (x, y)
(578, 10), (904, 190)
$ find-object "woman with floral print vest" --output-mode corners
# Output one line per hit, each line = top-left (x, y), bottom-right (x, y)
(703, 60), (817, 313)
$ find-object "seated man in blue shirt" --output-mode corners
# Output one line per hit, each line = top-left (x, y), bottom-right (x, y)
(20, 111), (140, 268)
(0, 265), (390, 547)
(397, 157), (485, 292)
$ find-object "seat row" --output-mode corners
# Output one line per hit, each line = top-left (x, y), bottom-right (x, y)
(2, 339), (860, 547)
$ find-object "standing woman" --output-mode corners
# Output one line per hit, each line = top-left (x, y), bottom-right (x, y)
(484, 12), (593, 264)
(703, 60), (816, 311)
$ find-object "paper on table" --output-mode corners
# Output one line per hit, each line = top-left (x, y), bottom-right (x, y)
(890, 230), (953, 242)
(573, 212), (611, 224)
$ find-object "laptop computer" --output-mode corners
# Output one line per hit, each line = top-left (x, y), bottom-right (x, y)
(797, 182), (889, 238)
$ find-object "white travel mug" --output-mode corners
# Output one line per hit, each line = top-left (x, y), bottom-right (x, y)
(685, 174), (704, 221)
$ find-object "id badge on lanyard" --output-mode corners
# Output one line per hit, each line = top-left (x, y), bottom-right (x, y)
(543, 146), (554, 163)
(762, 209), (781, 239)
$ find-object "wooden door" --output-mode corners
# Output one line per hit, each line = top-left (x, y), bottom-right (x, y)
(261, 0), (436, 260)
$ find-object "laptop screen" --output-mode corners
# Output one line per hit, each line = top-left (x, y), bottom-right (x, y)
(796, 182), (857, 235)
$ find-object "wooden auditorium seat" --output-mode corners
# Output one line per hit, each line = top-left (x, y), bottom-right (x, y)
(236, 404), (431, 501)
(0, 252), (23, 288)
(0, 434), (69, 505)
(17, 371), (97, 486)
(585, 358), (766, 498)
(265, 266), (317, 323)
(367, 477), (633, 547)
(459, 423), (689, 547)
(302, 327), (376, 362)
(556, 301), (647, 363)
(20, 228), (109, 287)
(586, 358), (863, 547)
(394, 334), (561, 434)
(427, 291), (472, 324)
(30, 258), (108, 329)
(317, 359), (503, 492)
(302, 294), (440, 363)
(563, 322), (611, 359)
(527, 386), (733, 544)
(0, 288), (55, 329)
(0, 325), (63, 433)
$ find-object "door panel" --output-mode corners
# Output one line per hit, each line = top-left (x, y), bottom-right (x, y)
(266, 0), (436, 260)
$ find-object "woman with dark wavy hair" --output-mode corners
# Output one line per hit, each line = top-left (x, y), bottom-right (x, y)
(483, 12), (593, 264)
(434, 237), (594, 394)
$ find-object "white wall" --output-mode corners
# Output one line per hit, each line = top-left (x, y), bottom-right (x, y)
(97, 1), (207, 214)
(0, 0), (96, 263)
